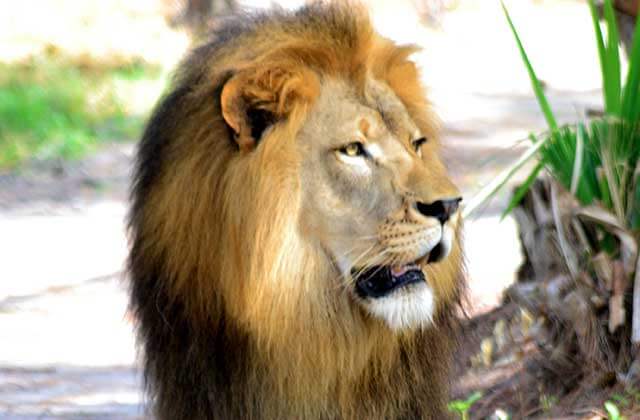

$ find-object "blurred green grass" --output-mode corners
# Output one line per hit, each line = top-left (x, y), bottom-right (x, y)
(0, 49), (163, 168)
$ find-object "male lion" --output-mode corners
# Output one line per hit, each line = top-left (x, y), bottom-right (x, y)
(128, 3), (464, 419)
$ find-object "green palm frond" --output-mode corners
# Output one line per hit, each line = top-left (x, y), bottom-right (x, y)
(466, 0), (640, 233)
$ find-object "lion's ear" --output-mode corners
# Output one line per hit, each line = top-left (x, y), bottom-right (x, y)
(220, 65), (318, 152)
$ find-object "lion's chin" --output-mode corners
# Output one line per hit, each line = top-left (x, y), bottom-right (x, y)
(349, 260), (437, 330)
(360, 282), (435, 330)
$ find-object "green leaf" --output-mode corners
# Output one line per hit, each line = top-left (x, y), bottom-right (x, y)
(501, 162), (544, 219)
(462, 133), (550, 219)
(465, 391), (483, 405)
(587, 0), (608, 89)
(602, 0), (622, 116)
(597, 166), (614, 210)
(448, 391), (483, 414)
(621, 11), (640, 121)
(604, 400), (622, 420)
(501, 1), (557, 130)
(570, 122), (585, 196)
(633, 176), (640, 229)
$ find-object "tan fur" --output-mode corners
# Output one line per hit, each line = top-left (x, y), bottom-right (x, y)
(129, 3), (464, 419)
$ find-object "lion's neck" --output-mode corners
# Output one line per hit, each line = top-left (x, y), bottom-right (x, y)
(238, 318), (451, 419)
(138, 268), (453, 420)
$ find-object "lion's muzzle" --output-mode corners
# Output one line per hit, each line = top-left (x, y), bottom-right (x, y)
(352, 196), (461, 300)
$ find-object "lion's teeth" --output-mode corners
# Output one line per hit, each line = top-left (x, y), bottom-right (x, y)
(390, 265), (408, 277)
(391, 263), (421, 278)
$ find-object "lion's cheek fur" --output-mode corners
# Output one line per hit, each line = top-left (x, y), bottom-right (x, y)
(217, 123), (318, 329)
(427, 221), (464, 311)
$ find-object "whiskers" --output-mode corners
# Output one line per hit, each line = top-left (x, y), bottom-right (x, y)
(326, 228), (429, 295)
(331, 245), (399, 293)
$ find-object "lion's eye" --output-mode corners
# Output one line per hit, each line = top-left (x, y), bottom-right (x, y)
(412, 137), (428, 152)
(339, 142), (366, 157)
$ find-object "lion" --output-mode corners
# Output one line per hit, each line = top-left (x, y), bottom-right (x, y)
(128, 3), (464, 419)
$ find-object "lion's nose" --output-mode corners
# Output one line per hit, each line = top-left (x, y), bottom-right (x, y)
(415, 197), (462, 224)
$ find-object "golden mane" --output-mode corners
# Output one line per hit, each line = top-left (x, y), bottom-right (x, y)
(128, 3), (463, 419)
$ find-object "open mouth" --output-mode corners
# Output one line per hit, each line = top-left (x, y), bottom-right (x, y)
(351, 239), (448, 299)
(353, 263), (425, 299)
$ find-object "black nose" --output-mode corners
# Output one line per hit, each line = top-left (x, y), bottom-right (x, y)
(415, 197), (462, 224)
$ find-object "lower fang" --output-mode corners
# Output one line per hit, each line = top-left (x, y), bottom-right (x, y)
(391, 265), (408, 276)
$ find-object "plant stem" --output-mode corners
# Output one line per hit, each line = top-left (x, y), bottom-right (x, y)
(462, 135), (549, 218)
(631, 251), (640, 344)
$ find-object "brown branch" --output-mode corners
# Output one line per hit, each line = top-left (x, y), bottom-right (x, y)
(615, 0), (639, 17)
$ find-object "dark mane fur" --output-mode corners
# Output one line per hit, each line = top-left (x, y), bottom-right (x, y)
(128, 3), (463, 419)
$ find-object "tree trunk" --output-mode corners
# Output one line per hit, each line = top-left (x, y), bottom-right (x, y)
(162, 0), (237, 34)
(507, 177), (638, 385)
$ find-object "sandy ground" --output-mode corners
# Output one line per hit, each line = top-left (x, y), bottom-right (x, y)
(0, 0), (609, 418)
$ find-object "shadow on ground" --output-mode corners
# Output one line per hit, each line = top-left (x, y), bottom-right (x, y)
(0, 364), (144, 419)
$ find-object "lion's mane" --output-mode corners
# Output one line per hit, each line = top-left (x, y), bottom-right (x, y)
(128, 3), (464, 419)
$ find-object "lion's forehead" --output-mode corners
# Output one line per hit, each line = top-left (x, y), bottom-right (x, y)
(365, 78), (420, 137)
(309, 78), (419, 153)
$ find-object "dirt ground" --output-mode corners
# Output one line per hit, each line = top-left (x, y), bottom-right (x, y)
(0, 0), (623, 419)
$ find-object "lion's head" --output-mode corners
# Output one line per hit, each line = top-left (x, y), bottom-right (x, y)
(296, 75), (462, 330)
(129, 3), (464, 418)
